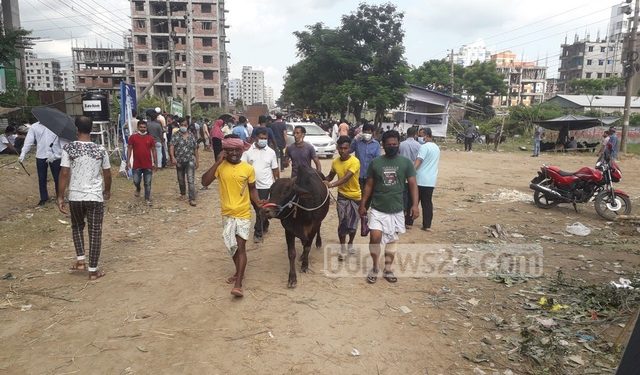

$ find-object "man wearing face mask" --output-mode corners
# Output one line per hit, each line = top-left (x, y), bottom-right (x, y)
(359, 130), (419, 284)
(350, 123), (380, 199)
(399, 127), (422, 227)
(241, 128), (279, 242)
(202, 135), (264, 298)
(127, 120), (156, 205)
(170, 118), (199, 206)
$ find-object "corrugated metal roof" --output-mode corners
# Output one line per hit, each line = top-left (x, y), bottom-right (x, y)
(553, 95), (640, 108)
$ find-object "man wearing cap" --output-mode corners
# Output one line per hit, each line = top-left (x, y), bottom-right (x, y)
(202, 135), (264, 297)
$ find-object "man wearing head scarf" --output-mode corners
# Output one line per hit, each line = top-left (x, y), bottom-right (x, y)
(202, 135), (264, 298)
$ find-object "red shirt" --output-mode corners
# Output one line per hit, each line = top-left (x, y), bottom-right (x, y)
(128, 133), (155, 169)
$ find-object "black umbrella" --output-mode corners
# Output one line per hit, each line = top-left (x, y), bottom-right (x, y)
(31, 107), (77, 141)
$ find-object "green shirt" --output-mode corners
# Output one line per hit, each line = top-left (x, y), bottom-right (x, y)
(366, 155), (416, 213)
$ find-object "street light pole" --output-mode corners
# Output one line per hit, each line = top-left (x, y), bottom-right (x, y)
(621, 0), (639, 153)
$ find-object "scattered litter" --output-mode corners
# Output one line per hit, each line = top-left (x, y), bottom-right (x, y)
(136, 345), (148, 353)
(1, 273), (15, 280)
(535, 317), (557, 328)
(489, 273), (529, 287)
(187, 229), (198, 234)
(488, 224), (508, 238)
(565, 222), (591, 236)
(350, 348), (360, 357)
(467, 298), (480, 307)
(20, 304), (32, 311)
(473, 367), (487, 375)
(511, 233), (525, 238)
(58, 219), (70, 225)
(610, 278), (634, 289)
(538, 296), (569, 312)
(486, 189), (532, 203)
(268, 331), (274, 338)
(25, 213), (33, 219)
(462, 352), (490, 363)
(540, 235), (554, 241)
(399, 305), (412, 314)
(567, 355), (585, 366)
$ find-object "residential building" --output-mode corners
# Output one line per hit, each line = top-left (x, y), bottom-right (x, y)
(241, 66), (264, 105)
(24, 51), (63, 91)
(557, 35), (623, 94)
(609, 4), (630, 41)
(228, 78), (241, 103)
(447, 40), (491, 67)
(545, 78), (559, 101)
(130, 0), (229, 108)
(61, 69), (76, 91)
(72, 44), (132, 92)
(264, 85), (274, 109)
(491, 51), (547, 107)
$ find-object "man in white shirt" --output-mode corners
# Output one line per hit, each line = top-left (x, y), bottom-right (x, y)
(0, 125), (17, 155)
(241, 127), (279, 242)
(19, 122), (66, 206)
(57, 116), (112, 280)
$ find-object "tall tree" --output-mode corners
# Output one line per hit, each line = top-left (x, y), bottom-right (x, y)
(0, 27), (32, 67)
(406, 59), (464, 94)
(341, 3), (407, 124)
(463, 61), (507, 102)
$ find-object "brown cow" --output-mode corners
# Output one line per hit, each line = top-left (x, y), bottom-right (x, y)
(263, 165), (330, 288)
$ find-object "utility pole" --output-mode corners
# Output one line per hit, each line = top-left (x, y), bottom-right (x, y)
(166, 0), (176, 101)
(621, 0), (639, 153)
(185, 0), (193, 118)
(450, 49), (455, 95)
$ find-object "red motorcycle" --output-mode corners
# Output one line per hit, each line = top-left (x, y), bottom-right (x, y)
(529, 159), (631, 220)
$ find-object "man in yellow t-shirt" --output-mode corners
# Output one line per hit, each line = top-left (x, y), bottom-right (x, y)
(325, 136), (362, 260)
(202, 135), (263, 298)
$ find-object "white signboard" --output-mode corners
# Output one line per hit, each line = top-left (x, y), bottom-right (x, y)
(83, 100), (102, 112)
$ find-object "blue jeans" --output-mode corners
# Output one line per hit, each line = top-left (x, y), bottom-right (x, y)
(533, 139), (540, 156)
(36, 158), (61, 202)
(132, 168), (153, 200)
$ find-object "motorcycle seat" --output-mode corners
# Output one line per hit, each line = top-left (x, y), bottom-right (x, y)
(557, 170), (575, 177)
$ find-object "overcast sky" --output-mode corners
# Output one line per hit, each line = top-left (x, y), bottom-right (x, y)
(23, 0), (618, 98)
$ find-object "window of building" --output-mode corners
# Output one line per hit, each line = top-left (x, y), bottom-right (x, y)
(598, 59), (604, 65)
(103, 78), (109, 83)
(136, 36), (146, 44)
(201, 21), (212, 30)
(46, 77), (50, 81)
(45, 63), (49, 67)
(606, 73), (612, 77)
(597, 73), (603, 78)
(586, 59), (592, 65)
(138, 54), (147, 62)
(181, 54), (186, 62)
(182, 71), (186, 78)
(79, 77), (85, 84)
(609, 46), (615, 51)
(37, 69), (41, 74)
(45, 70), (49, 74)
(46, 83), (50, 88)
(600, 47), (606, 52)
(201, 4), (211, 12)
(585, 72), (592, 78)
(607, 59), (613, 64)
(203, 71), (213, 80)
(204, 88), (214, 96)
(202, 38), (213, 47)
(135, 2), (144, 11)
(203, 55), (213, 63)
(588, 46), (594, 52)
(140, 70), (148, 79)
(136, 20), (146, 29)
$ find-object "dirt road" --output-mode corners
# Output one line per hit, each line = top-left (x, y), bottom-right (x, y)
(0, 147), (638, 374)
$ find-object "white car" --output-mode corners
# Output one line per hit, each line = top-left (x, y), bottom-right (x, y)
(286, 122), (336, 158)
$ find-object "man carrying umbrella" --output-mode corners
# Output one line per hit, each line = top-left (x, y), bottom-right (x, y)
(19, 107), (77, 206)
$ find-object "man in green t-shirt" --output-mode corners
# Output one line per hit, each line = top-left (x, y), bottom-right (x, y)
(359, 130), (419, 284)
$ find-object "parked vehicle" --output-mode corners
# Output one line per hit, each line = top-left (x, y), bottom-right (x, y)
(529, 159), (631, 220)
(285, 122), (336, 158)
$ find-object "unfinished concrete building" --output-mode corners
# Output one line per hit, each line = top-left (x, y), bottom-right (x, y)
(491, 51), (547, 107)
(72, 36), (134, 92)
(130, 0), (229, 108)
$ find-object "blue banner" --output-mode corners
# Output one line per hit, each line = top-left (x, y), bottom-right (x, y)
(120, 82), (137, 176)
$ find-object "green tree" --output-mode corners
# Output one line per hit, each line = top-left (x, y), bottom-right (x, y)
(463, 61), (507, 103)
(569, 77), (625, 110)
(136, 95), (165, 116)
(406, 59), (464, 94)
(0, 27), (31, 67)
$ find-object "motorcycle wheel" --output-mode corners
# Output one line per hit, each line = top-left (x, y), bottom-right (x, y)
(533, 180), (560, 209)
(594, 191), (631, 220)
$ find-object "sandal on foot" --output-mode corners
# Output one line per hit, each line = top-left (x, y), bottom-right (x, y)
(189, 200), (197, 207)
(89, 270), (106, 280)
(230, 287), (244, 297)
(70, 262), (86, 271)
(225, 275), (237, 284)
(367, 269), (379, 284)
(383, 270), (398, 283)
